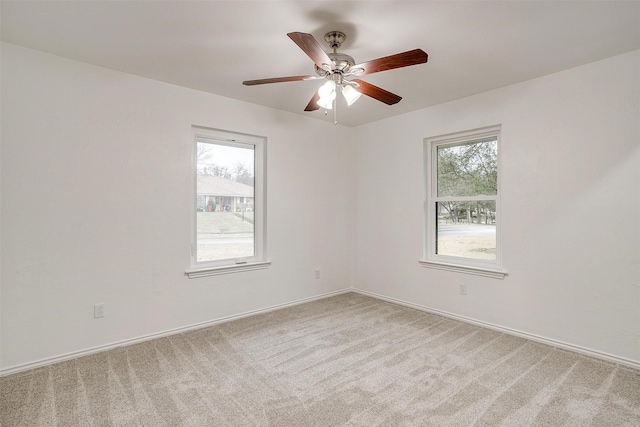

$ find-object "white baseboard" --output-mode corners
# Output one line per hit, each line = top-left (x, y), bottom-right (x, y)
(352, 288), (640, 371)
(4, 287), (637, 376)
(0, 288), (352, 377)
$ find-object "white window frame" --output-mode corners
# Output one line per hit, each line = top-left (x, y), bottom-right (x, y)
(420, 125), (507, 279)
(186, 126), (269, 278)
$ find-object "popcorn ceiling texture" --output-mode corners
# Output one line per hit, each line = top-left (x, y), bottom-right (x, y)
(1, 293), (639, 426)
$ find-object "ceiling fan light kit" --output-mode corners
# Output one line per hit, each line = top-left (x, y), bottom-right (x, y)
(243, 31), (428, 124)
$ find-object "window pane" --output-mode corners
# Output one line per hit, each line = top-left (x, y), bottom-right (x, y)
(196, 141), (255, 262)
(436, 201), (496, 260)
(437, 137), (497, 197)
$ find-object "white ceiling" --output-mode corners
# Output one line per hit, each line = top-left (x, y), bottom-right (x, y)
(2, 1), (639, 127)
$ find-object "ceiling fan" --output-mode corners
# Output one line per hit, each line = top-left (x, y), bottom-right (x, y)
(243, 31), (428, 121)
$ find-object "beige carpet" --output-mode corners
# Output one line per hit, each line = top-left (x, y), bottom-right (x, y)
(1, 293), (639, 426)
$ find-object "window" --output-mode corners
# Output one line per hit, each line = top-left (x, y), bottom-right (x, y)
(421, 125), (506, 278)
(187, 127), (268, 278)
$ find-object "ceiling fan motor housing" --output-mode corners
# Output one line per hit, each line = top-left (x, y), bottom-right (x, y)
(315, 52), (356, 76)
(314, 31), (355, 77)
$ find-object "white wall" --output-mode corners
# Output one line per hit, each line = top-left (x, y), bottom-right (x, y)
(0, 43), (354, 371)
(353, 50), (640, 365)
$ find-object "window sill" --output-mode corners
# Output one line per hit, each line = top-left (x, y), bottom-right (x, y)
(185, 261), (271, 279)
(419, 259), (507, 279)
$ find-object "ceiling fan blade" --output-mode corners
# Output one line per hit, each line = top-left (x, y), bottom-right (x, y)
(243, 75), (317, 86)
(351, 49), (428, 76)
(304, 91), (320, 111)
(287, 32), (335, 71)
(351, 79), (402, 105)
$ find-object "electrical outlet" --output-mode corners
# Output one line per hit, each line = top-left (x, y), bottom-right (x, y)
(94, 303), (105, 318)
(459, 284), (467, 295)
(314, 269), (321, 279)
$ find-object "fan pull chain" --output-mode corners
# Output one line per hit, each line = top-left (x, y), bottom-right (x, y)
(333, 83), (340, 125)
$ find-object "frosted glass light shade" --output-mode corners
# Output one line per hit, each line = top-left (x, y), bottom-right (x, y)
(342, 84), (362, 106)
(317, 80), (336, 109)
(318, 80), (336, 98)
(317, 96), (334, 109)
